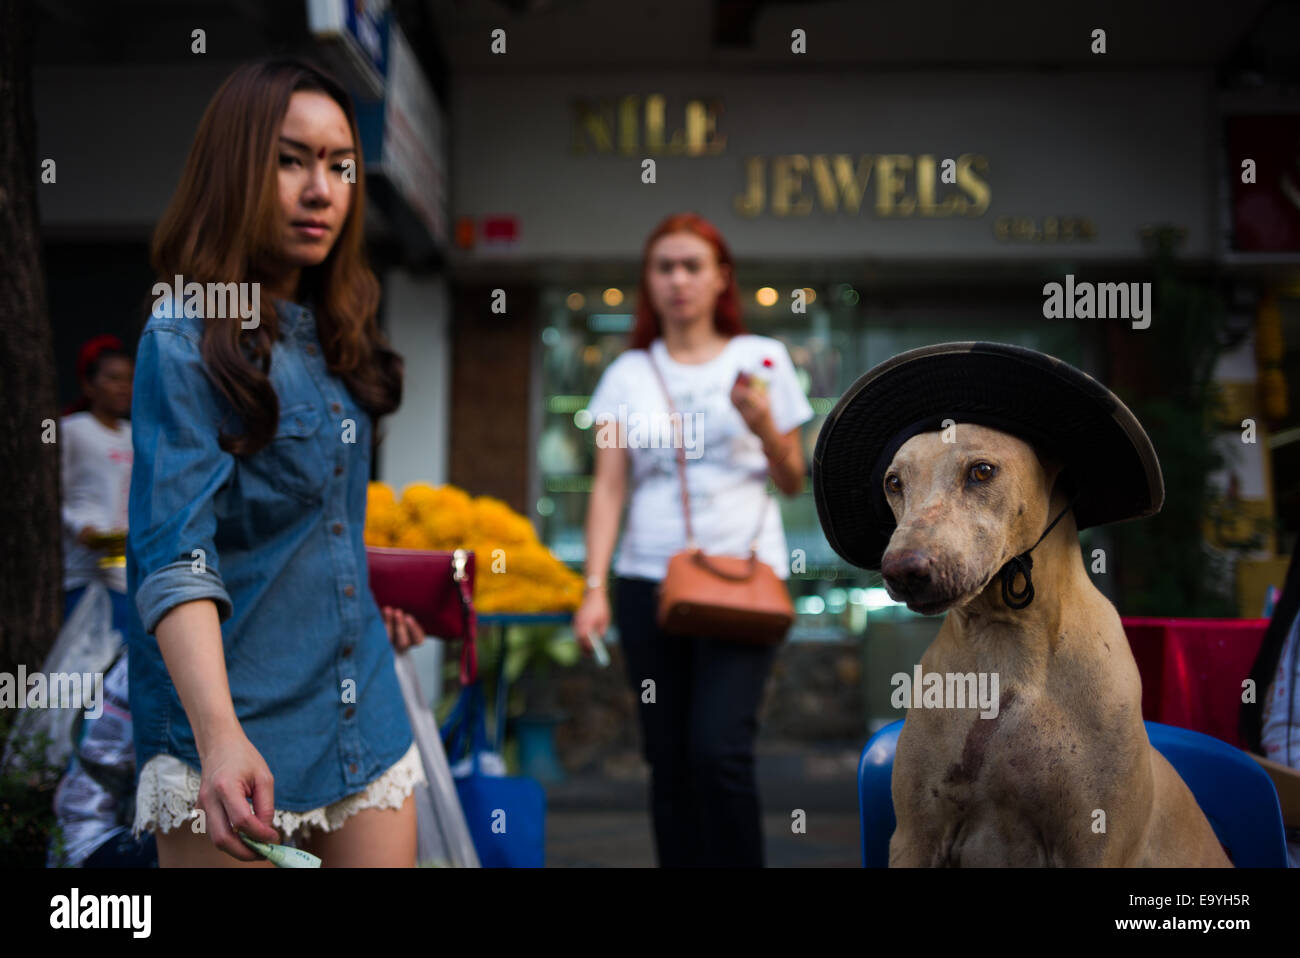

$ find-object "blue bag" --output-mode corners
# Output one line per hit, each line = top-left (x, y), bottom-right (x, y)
(440, 665), (546, 868)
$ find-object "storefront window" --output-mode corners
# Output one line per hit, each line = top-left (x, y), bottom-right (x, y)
(535, 282), (1088, 639)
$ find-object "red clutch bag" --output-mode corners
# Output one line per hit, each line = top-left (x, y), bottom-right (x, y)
(366, 546), (478, 683)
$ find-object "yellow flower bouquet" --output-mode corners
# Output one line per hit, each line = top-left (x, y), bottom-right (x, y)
(365, 482), (583, 614)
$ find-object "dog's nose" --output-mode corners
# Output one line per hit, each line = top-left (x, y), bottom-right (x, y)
(881, 550), (934, 596)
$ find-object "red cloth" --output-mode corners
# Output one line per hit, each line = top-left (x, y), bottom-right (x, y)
(1121, 617), (1270, 749)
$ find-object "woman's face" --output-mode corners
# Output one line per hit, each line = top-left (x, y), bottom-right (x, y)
(84, 355), (133, 419)
(273, 90), (356, 269)
(646, 232), (730, 331)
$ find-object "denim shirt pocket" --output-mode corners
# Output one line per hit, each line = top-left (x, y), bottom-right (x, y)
(249, 401), (331, 503)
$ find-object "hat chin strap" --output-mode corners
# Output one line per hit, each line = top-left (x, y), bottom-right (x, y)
(997, 491), (1081, 610)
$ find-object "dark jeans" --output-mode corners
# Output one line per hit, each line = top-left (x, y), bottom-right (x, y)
(614, 576), (777, 867)
(81, 830), (158, 868)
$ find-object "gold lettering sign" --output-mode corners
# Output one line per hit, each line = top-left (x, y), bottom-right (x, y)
(569, 98), (992, 218)
(572, 96), (726, 156)
(734, 154), (991, 217)
(994, 216), (1096, 242)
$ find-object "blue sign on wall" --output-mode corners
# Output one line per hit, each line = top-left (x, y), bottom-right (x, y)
(307, 0), (391, 100)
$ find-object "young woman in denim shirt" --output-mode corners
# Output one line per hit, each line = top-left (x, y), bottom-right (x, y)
(127, 59), (426, 866)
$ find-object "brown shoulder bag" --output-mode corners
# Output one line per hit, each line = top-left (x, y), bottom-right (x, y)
(647, 352), (794, 645)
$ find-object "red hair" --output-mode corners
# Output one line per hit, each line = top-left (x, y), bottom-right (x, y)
(629, 212), (746, 350)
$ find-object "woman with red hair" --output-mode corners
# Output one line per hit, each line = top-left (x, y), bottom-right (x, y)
(575, 212), (814, 867)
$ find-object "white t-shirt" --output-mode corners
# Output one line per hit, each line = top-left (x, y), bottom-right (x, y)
(60, 412), (133, 593)
(587, 335), (814, 581)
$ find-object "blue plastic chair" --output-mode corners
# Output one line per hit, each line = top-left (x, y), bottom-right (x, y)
(858, 718), (1290, 867)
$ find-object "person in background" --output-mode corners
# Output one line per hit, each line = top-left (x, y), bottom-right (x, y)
(51, 334), (156, 866)
(60, 334), (133, 628)
(573, 211), (815, 867)
(1242, 536), (1300, 866)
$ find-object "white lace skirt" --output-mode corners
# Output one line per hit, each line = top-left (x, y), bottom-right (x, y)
(132, 742), (426, 842)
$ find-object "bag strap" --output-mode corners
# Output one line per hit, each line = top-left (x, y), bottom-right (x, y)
(440, 686), (470, 763)
(493, 629), (509, 754)
(647, 347), (770, 555)
(441, 678), (491, 775)
(470, 682), (490, 775)
(453, 548), (478, 685)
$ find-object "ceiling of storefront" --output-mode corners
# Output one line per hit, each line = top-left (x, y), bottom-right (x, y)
(28, 0), (1300, 278)
(32, 1), (1300, 79)
(428, 0), (1294, 74)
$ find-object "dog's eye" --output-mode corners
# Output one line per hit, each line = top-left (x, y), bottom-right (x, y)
(885, 474), (901, 494)
(969, 462), (996, 482)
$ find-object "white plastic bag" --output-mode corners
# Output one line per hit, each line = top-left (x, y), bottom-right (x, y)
(393, 649), (480, 867)
(3, 582), (122, 775)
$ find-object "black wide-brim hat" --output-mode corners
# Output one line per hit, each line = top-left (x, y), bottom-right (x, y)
(812, 342), (1164, 571)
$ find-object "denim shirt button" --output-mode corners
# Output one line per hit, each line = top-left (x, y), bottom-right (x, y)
(341, 645), (353, 658)
(330, 402), (342, 414)
(348, 762), (358, 775)
(343, 584), (355, 598)
(331, 521), (344, 535)
(305, 344), (317, 355)
(344, 706), (355, 719)
(334, 465), (344, 476)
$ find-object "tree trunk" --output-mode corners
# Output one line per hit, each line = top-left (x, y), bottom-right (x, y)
(0, 0), (62, 676)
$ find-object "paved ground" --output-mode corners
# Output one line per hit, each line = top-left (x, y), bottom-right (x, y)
(546, 810), (861, 867)
(542, 741), (863, 867)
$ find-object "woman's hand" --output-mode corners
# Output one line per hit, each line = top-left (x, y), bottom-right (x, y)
(731, 370), (806, 494)
(383, 606), (425, 651)
(730, 371), (774, 436)
(572, 588), (611, 656)
(195, 726), (280, 861)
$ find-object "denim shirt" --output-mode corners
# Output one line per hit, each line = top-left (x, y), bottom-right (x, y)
(126, 298), (412, 810)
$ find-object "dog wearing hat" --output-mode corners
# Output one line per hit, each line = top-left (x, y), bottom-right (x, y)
(814, 342), (1230, 867)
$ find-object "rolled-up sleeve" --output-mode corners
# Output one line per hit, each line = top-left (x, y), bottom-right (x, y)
(129, 326), (236, 634)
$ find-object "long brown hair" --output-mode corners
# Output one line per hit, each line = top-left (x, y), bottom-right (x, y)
(629, 212), (746, 350)
(151, 57), (401, 455)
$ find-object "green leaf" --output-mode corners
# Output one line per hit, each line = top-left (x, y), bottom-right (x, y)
(504, 645), (531, 684)
(547, 634), (580, 666)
